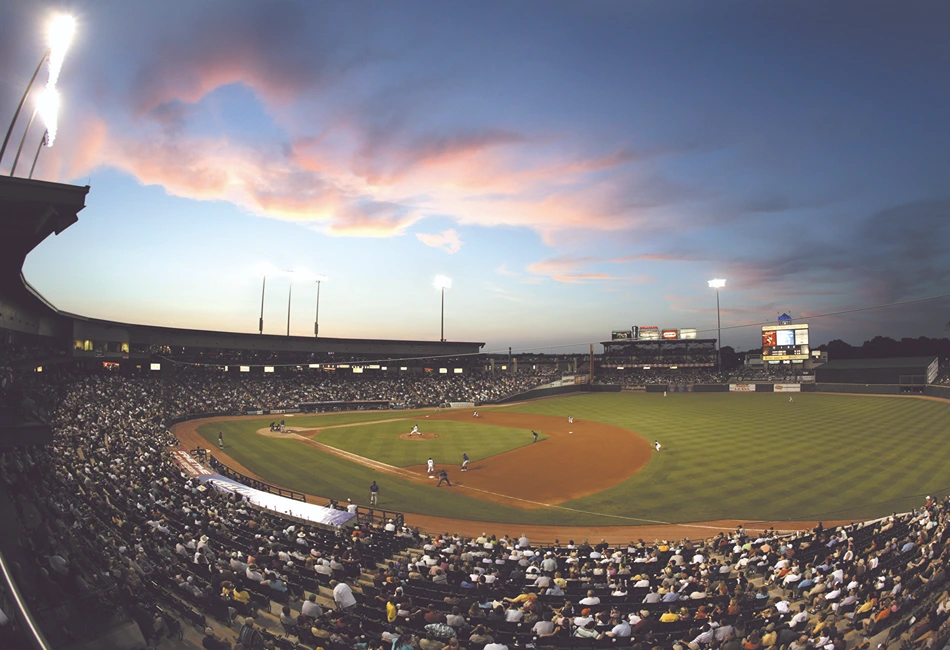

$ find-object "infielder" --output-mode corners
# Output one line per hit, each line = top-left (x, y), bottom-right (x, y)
(532, 430), (539, 443)
(568, 416), (573, 424)
(427, 457), (435, 476)
(472, 410), (479, 418)
(654, 440), (662, 452)
(461, 453), (469, 472)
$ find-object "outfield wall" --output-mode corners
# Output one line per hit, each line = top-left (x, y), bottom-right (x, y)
(815, 383), (903, 395)
(926, 385), (950, 400)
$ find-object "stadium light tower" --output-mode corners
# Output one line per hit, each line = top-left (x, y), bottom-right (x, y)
(259, 275), (267, 335)
(285, 270), (295, 336)
(313, 274), (327, 337)
(434, 275), (452, 342)
(708, 278), (726, 373)
(0, 14), (75, 168)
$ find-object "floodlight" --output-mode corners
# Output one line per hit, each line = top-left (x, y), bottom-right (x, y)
(47, 15), (76, 87)
(434, 275), (452, 290)
(36, 87), (59, 145)
(708, 278), (726, 289)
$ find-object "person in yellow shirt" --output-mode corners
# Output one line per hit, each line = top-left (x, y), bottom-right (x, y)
(387, 599), (398, 623)
(660, 607), (681, 623)
(231, 586), (251, 605)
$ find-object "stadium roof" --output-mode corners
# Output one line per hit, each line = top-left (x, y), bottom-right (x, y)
(0, 177), (88, 310)
(816, 357), (937, 370)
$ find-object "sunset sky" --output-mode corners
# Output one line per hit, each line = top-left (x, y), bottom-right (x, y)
(2, 1), (949, 353)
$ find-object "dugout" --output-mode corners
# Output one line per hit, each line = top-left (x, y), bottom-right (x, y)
(814, 357), (938, 386)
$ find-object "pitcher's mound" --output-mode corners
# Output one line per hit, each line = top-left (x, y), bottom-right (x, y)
(398, 432), (439, 440)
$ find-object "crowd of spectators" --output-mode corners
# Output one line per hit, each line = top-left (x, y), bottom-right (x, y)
(376, 501), (950, 650)
(593, 370), (727, 386)
(0, 371), (425, 648)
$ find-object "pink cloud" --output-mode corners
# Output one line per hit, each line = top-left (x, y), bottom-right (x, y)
(416, 228), (462, 253)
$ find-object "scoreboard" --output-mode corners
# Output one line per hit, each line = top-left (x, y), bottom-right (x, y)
(762, 323), (809, 361)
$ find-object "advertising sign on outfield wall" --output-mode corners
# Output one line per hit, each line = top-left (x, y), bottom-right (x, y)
(773, 383), (801, 392)
(621, 385), (646, 392)
(729, 383), (756, 392)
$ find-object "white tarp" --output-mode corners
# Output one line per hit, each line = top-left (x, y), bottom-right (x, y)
(200, 475), (357, 528)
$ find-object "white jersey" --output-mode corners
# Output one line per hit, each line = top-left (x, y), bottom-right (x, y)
(411, 425), (419, 434)
(427, 459), (434, 471)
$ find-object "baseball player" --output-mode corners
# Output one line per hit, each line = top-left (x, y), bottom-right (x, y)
(369, 481), (379, 505)
(532, 430), (539, 443)
(218, 432), (224, 449)
(411, 424), (420, 435)
(427, 457), (435, 476)
(461, 453), (469, 472)
(654, 440), (662, 452)
(568, 416), (573, 424)
(472, 410), (479, 418)
(789, 396), (794, 403)
(437, 469), (451, 487)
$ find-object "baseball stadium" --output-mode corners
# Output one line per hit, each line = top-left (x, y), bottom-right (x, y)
(3, 5), (950, 650)
(2, 175), (950, 650)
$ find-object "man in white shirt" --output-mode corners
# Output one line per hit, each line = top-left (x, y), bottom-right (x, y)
(605, 616), (631, 638)
(246, 564), (264, 582)
(331, 580), (357, 611)
(579, 590), (601, 606)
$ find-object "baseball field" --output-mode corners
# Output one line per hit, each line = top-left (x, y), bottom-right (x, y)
(177, 392), (950, 532)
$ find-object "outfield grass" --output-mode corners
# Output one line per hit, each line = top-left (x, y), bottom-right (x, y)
(196, 393), (950, 525)
(314, 420), (545, 467)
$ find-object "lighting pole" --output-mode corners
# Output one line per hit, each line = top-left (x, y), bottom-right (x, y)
(259, 276), (266, 334)
(708, 279), (726, 373)
(0, 52), (48, 168)
(1, 14), (75, 170)
(28, 130), (48, 179)
(314, 275), (327, 337)
(434, 275), (452, 342)
(8, 107), (39, 177)
(286, 280), (293, 336)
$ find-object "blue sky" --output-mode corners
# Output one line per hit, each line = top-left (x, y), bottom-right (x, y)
(2, 1), (949, 353)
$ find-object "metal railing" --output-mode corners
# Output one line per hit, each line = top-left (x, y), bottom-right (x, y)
(0, 548), (51, 650)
